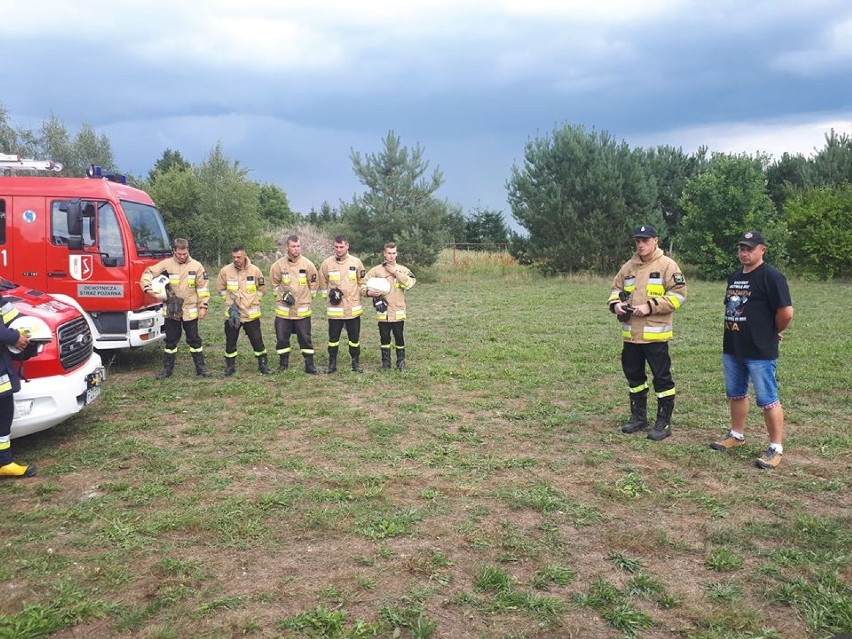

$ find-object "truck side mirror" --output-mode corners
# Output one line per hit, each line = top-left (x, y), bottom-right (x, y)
(65, 199), (83, 237)
(68, 236), (83, 250)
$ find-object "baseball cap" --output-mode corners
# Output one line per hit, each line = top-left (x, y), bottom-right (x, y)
(633, 225), (658, 239)
(736, 231), (766, 248)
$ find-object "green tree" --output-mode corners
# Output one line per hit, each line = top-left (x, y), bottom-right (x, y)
(643, 145), (707, 250)
(811, 129), (852, 187)
(37, 114), (75, 174)
(144, 166), (200, 244)
(444, 205), (467, 244)
(193, 143), (264, 265)
(339, 130), (449, 268)
(766, 151), (812, 211)
(465, 207), (510, 247)
(784, 185), (852, 279)
(678, 153), (783, 279)
(507, 124), (657, 274)
(305, 201), (339, 227)
(148, 148), (191, 183)
(70, 122), (115, 176)
(257, 182), (295, 228)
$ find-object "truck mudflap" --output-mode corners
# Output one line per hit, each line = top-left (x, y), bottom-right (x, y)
(11, 353), (105, 439)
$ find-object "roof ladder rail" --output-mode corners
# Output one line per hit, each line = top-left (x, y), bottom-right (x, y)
(0, 153), (64, 173)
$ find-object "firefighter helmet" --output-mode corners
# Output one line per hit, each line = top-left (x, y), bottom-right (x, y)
(7, 315), (53, 359)
(366, 277), (391, 295)
(149, 274), (170, 301)
(328, 287), (344, 305)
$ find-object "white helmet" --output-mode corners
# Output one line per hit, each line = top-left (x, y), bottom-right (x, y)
(7, 316), (53, 354)
(366, 277), (392, 295)
(149, 274), (170, 300)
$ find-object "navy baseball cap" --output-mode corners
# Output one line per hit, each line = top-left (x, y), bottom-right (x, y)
(633, 225), (658, 238)
(736, 231), (766, 248)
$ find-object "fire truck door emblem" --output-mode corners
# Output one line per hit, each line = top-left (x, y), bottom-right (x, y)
(70, 255), (94, 281)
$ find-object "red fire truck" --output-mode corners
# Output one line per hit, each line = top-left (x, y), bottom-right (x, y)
(0, 154), (171, 350)
(2, 278), (104, 438)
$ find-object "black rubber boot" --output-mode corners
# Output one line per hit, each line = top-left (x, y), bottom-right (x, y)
(191, 352), (211, 377)
(304, 354), (317, 375)
(351, 352), (364, 373)
(224, 358), (236, 377)
(648, 396), (674, 441)
(381, 349), (392, 370)
(326, 349), (338, 374)
(395, 348), (406, 372)
(278, 353), (290, 372)
(621, 390), (648, 434)
(257, 354), (271, 375)
(157, 353), (176, 379)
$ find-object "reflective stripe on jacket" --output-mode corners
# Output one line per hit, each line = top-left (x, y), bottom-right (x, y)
(217, 258), (267, 321)
(318, 254), (366, 319)
(608, 248), (687, 344)
(365, 263), (416, 322)
(141, 256), (210, 321)
(269, 255), (318, 319)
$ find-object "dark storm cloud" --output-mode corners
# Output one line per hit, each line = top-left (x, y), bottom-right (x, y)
(3, 1), (852, 214)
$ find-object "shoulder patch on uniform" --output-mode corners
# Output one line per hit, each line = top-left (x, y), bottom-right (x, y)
(258, 276), (265, 286)
(310, 274), (317, 283)
(673, 272), (685, 285)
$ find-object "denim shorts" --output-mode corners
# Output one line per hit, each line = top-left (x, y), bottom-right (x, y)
(723, 354), (779, 408)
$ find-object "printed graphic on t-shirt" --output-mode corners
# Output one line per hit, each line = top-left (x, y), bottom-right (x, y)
(725, 279), (751, 331)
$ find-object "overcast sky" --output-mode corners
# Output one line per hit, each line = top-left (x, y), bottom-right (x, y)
(3, 0), (851, 218)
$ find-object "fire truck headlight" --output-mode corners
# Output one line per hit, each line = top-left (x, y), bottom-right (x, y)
(137, 318), (156, 329)
(15, 400), (34, 417)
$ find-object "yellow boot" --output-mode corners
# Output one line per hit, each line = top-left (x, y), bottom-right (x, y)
(0, 462), (36, 478)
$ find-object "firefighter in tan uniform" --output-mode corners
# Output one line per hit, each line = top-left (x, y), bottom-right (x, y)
(318, 235), (367, 373)
(140, 238), (211, 378)
(269, 235), (319, 374)
(365, 242), (416, 371)
(216, 245), (270, 376)
(608, 225), (687, 441)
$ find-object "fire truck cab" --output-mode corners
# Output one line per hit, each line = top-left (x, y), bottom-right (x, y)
(0, 154), (171, 350)
(2, 278), (104, 439)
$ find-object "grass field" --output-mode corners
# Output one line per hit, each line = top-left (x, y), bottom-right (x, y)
(1, 254), (850, 639)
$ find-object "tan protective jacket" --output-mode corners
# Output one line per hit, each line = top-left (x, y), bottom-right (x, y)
(607, 248), (687, 343)
(365, 263), (416, 322)
(140, 256), (210, 321)
(269, 255), (318, 319)
(318, 254), (366, 319)
(216, 258), (267, 322)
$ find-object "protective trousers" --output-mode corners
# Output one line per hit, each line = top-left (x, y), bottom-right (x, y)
(379, 321), (406, 370)
(224, 318), (267, 357)
(621, 342), (674, 396)
(0, 394), (14, 466)
(275, 317), (314, 363)
(163, 317), (203, 351)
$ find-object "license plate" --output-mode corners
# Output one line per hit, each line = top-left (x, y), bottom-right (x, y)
(85, 385), (101, 404)
(85, 367), (105, 404)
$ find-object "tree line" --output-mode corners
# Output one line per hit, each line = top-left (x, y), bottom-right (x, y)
(3, 103), (850, 278)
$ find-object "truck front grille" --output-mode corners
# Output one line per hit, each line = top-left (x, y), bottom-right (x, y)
(58, 317), (93, 370)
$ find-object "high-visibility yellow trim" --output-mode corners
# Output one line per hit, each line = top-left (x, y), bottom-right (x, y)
(629, 383), (649, 393)
(657, 388), (676, 399)
(643, 325), (673, 340)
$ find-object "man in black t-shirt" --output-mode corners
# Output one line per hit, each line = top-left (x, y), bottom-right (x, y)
(710, 231), (794, 469)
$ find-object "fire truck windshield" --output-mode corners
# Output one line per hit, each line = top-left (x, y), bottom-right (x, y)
(122, 200), (171, 257)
